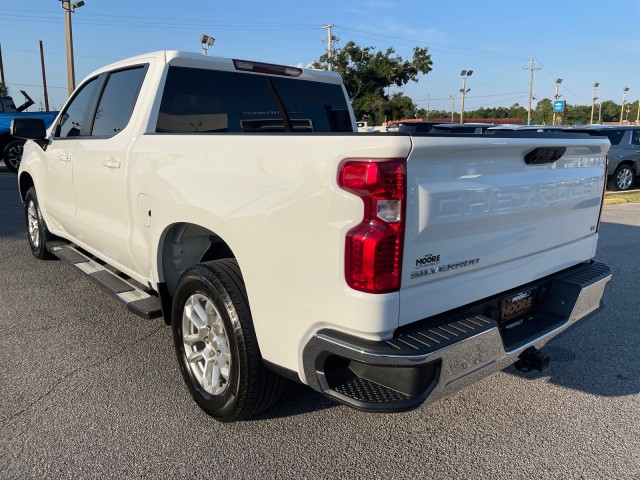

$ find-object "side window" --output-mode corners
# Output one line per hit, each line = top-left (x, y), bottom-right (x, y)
(56, 77), (99, 138)
(91, 66), (146, 137)
(631, 129), (640, 146)
(602, 129), (625, 146)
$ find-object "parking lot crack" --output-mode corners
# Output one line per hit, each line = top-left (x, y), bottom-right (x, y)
(0, 325), (165, 424)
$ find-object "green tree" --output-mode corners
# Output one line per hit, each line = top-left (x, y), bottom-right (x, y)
(565, 104), (591, 125)
(533, 98), (553, 125)
(388, 93), (419, 120)
(0, 82), (8, 96)
(313, 40), (433, 124)
(600, 100), (620, 123)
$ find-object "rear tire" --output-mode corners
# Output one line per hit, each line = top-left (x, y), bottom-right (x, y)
(3, 139), (25, 174)
(24, 187), (56, 260)
(609, 164), (635, 191)
(171, 259), (287, 422)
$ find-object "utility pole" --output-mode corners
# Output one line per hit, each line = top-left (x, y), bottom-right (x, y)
(598, 100), (602, 124)
(590, 82), (599, 125)
(620, 87), (629, 125)
(39, 40), (50, 111)
(0, 42), (5, 85)
(63, 0), (76, 95)
(323, 24), (335, 71)
(459, 69), (472, 124)
(426, 95), (430, 120)
(450, 95), (455, 122)
(525, 57), (540, 125)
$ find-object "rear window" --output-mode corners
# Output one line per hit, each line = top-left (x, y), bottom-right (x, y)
(156, 66), (352, 133)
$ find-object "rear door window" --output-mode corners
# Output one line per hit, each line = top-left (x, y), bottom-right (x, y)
(631, 129), (640, 146)
(91, 66), (147, 137)
(156, 66), (352, 133)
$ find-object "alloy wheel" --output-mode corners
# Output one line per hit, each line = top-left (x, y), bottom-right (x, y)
(181, 293), (232, 396)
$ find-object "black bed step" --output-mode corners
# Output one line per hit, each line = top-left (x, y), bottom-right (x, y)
(48, 243), (162, 320)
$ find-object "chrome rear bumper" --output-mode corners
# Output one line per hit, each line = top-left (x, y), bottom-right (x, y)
(302, 262), (612, 412)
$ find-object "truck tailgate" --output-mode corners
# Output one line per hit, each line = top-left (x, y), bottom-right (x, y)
(400, 134), (609, 326)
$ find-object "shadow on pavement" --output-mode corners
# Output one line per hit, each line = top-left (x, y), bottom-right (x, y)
(508, 218), (640, 398)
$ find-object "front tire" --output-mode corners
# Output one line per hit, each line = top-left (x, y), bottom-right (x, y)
(609, 164), (635, 191)
(172, 259), (286, 422)
(3, 139), (25, 174)
(24, 187), (55, 260)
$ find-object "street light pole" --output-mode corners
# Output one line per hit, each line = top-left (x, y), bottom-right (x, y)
(459, 69), (472, 124)
(636, 100), (640, 126)
(552, 78), (563, 125)
(620, 87), (629, 125)
(61, 0), (84, 96)
(590, 82), (599, 125)
(200, 34), (214, 55)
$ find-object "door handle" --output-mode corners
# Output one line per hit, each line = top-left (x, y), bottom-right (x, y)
(103, 159), (121, 169)
(59, 154), (71, 162)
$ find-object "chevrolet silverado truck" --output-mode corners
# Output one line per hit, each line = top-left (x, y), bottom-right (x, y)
(14, 51), (612, 422)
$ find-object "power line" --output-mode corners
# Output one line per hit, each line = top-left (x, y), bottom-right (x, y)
(338, 26), (528, 62)
(6, 81), (67, 90)
(414, 91), (529, 102)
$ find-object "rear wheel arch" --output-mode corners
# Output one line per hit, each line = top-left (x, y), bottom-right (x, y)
(157, 222), (238, 308)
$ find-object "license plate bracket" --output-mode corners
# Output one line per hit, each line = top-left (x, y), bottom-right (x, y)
(499, 287), (537, 324)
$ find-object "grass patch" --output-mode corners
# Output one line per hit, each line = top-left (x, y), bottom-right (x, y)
(604, 192), (640, 204)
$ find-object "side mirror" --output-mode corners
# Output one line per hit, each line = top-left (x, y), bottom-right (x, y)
(10, 118), (47, 140)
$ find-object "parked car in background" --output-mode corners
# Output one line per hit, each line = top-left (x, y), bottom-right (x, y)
(430, 123), (495, 134)
(571, 126), (640, 191)
(397, 121), (456, 133)
(487, 125), (566, 133)
(0, 93), (58, 173)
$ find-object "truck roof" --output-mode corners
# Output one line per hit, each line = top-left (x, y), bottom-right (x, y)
(85, 50), (344, 86)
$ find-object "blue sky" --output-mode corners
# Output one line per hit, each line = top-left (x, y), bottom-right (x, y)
(1, 0), (639, 115)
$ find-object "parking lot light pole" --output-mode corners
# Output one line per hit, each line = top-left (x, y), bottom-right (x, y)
(459, 69), (472, 124)
(636, 100), (640, 126)
(200, 34), (214, 55)
(552, 78), (562, 125)
(60, 0), (85, 96)
(598, 100), (602, 124)
(590, 82), (599, 125)
(620, 87), (629, 125)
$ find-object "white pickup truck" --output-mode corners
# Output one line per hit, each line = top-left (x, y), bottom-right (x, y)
(14, 51), (612, 422)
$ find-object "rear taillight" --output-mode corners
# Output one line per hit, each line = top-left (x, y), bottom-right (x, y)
(338, 158), (406, 294)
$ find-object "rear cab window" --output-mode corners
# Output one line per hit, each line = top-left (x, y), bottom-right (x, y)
(156, 66), (352, 133)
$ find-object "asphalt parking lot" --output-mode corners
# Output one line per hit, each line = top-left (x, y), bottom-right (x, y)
(1, 164), (639, 479)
